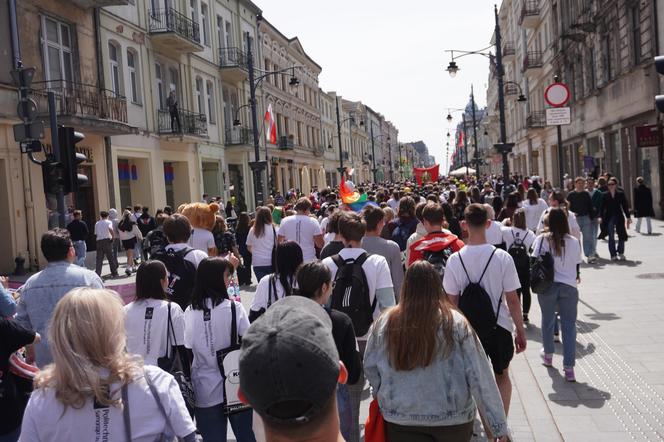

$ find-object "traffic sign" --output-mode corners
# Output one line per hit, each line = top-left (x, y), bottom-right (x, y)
(544, 82), (570, 107)
(546, 107), (571, 126)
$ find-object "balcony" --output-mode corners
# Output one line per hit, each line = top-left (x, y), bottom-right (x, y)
(148, 8), (203, 54)
(224, 127), (252, 145)
(522, 51), (543, 75)
(31, 80), (135, 135)
(505, 83), (519, 96)
(219, 48), (249, 83)
(157, 108), (207, 137)
(526, 111), (546, 129)
(519, 1), (541, 28)
(503, 42), (516, 61)
(70, 0), (128, 7)
(278, 136), (294, 150)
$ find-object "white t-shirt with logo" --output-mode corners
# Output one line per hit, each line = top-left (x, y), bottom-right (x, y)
(188, 227), (216, 253)
(531, 233), (582, 288)
(250, 274), (296, 313)
(19, 365), (196, 442)
(184, 299), (250, 408)
(124, 299), (185, 366)
(246, 225), (278, 267)
(523, 199), (549, 231)
(443, 244), (521, 332)
(278, 214), (323, 263)
(94, 219), (113, 240)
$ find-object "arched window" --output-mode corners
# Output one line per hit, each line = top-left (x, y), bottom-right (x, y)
(127, 48), (141, 104)
(108, 41), (123, 95)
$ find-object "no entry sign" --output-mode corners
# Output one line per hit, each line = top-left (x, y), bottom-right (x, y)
(544, 82), (570, 107)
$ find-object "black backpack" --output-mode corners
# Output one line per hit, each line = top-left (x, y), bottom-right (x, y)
(507, 231), (531, 277)
(391, 218), (417, 251)
(151, 247), (197, 310)
(330, 253), (375, 336)
(146, 229), (168, 256)
(424, 248), (455, 282)
(457, 248), (501, 341)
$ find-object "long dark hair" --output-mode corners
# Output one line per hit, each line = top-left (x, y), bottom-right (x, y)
(236, 212), (251, 235)
(191, 257), (235, 310)
(135, 260), (167, 300)
(253, 207), (273, 238)
(275, 241), (303, 296)
(295, 262), (331, 300)
(546, 208), (569, 257)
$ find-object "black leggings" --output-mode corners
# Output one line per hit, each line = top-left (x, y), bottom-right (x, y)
(517, 278), (531, 315)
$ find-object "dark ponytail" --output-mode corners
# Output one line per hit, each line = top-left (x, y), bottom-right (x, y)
(295, 262), (332, 300)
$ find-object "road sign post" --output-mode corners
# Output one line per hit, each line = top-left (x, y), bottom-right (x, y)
(545, 78), (571, 188)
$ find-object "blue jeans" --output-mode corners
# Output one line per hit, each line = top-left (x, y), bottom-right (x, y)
(253, 265), (273, 283)
(607, 217), (624, 257)
(195, 405), (256, 442)
(576, 215), (594, 258)
(337, 383), (352, 441)
(73, 240), (87, 267)
(538, 282), (579, 368)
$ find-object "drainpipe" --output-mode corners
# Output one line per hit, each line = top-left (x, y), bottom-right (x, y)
(654, 0), (664, 217)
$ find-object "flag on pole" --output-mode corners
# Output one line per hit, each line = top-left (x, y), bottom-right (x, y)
(264, 103), (277, 144)
(413, 164), (440, 186)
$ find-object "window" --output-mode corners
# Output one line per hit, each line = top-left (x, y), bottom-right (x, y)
(196, 77), (203, 114)
(127, 49), (141, 104)
(41, 16), (74, 83)
(631, 5), (641, 64)
(225, 20), (233, 47)
(216, 16), (223, 48)
(201, 3), (210, 47)
(168, 67), (179, 99)
(190, 0), (198, 23)
(108, 42), (122, 95)
(206, 80), (215, 124)
(155, 63), (164, 109)
(587, 48), (596, 91)
(602, 33), (615, 82)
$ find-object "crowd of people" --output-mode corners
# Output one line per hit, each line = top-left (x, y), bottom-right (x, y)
(0, 171), (657, 442)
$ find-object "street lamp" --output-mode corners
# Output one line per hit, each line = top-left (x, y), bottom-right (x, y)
(334, 96), (362, 179)
(368, 121), (389, 183)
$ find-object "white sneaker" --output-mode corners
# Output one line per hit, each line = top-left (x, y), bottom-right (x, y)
(618, 253), (626, 261)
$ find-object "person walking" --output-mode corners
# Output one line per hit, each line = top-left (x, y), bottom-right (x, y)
(531, 208), (582, 382)
(167, 90), (181, 133)
(66, 210), (88, 267)
(502, 209), (535, 323)
(365, 261), (510, 442)
(601, 178), (631, 260)
(246, 207), (278, 282)
(184, 257), (255, 442)
(137, 207), (157, 259)
(633, 177), (655, 235)
(537, 192), (581, 239)
(19, 288), (197, 441)
(361, 205), (404, 297)
(234, 212), (253, 286)
(277, 197), (324, 263)
(567, 177), (597, 263)
(522, 188), (548, 232)
(118, 210), (142, 276)
(108, 208), (121, 263)
(94, 211), (119, 277)
(586, 177), (602, 258)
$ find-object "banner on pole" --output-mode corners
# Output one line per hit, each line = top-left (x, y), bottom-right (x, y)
(413, 164), (439, 186)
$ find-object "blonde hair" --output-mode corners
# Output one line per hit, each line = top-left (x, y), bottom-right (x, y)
(35, 288), (142, 409)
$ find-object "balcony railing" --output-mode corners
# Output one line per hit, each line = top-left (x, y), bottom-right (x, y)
(157, 108), (207, 136)
(225, 127), (252, 145)
(519, 1), (540, 25)
(526, 111), (546, 129)
(278, 136), (294, 150)
(523, 51), (543, 71)
(31, 80), (128, 123)
(503, 42), (516, 57)
(149, 7), (200, 45)
(219, 47), (248, 69)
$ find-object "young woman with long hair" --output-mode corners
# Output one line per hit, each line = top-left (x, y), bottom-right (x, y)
(452, 190), (470, 221)
(184, 257), (255, 442)
(501, 209), (535, 323)
(531, 208), (582, 382)
(248, 241), (304, 322)
(523, 187), (549, 232)
(246, 207), (278, 283)
(20, 288), (196, 441)
(118, 209), (141, 275)
(364, 261), (509, 442)
(497, 192), (520, 223)
(234, 212), (253, 286)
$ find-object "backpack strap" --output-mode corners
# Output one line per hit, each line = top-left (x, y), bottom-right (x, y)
(174, 246), (194, 259)
(331, 254), (345, 272)
(478, 248), (497, 284)
(267, 274), (278, 307)
(229, 300), (238, 347)
(121, 383), (131, 442)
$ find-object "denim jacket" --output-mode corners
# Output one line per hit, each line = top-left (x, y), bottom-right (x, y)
(364, 309), (508, 437)
(14, 261), (103, 367)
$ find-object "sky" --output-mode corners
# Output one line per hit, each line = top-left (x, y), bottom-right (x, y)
(258, 0), (497, 172)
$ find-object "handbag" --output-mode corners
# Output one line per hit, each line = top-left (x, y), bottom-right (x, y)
(530, 237), (554, 294)
(365, 399), (386, 442)
(215, 300), (251, 415)
(157, 302), (196, 415)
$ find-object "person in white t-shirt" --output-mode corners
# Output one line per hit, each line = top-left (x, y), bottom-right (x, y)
(531, 208), (582, 382)
(246, 207), (278, 283)
(443, 203), (526, 427)
(484, 204), (507, 248)
(322, 212), (395, 442)
(523, 188), (549, 232)
(20, 288), (196, 442)
(536, 191), (581, 239)
(501, 209), (536, 324)
(387, 191), (400, 211)
(278, 197), (324, 263)
(124, 260), (185, 367)
(184, 257), (254, 441)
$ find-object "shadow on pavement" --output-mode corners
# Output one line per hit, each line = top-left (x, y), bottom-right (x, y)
(578, 299), (621, 321)
(546, 368), (611, 408)
(525, 323), (597, 359)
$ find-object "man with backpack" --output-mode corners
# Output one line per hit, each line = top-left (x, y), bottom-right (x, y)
(144, 213), (169, 259)
(407, 203), (464, 278)
(387, 196), (419, 253)
(322, 212), (395, 442)
(151, 214), (208, 310)
(442, 204), (526, 422)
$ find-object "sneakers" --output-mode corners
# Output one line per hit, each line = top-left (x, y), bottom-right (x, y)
(610, 255), (619, 261)
(564, 367), (576, 382)
(618, 253), (626, 261)
(587, 255), (598, 264)
(125, 267), (132, 276)
(523, 314), (530, 324)
(540, 349), (553, 367)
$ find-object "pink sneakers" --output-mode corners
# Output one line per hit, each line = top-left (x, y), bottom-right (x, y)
(540, 349), (553, 367)
(564, 367), (576, 382)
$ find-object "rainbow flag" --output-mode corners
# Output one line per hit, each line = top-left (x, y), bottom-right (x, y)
(339, 176), (376, 212)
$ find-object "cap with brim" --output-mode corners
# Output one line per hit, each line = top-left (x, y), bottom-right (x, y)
(239, 296), (340, 424)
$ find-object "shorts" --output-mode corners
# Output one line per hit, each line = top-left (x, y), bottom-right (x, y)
(121, 237), (137, 250)
(479, 325), (514, 375)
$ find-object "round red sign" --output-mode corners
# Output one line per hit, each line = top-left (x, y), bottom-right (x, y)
(544, 82), (570, 107)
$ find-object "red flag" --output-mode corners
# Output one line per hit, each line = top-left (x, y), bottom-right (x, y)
(413, 164), (440, 185)
(264, 103), (277, 144)
(457, 132), (464, 148)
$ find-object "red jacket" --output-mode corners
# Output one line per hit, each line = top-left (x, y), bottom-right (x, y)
(407, 231), (465, 267)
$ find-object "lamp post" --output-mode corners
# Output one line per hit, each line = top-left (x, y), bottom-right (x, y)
(369, 122), (389, 183)
(334, 96), (362, 180)
(446, 5), (519, 180)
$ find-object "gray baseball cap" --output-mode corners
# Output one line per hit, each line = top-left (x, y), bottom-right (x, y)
(239, 296), (340, 424)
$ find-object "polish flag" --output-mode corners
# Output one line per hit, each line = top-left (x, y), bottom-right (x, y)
(264, 103), (277, 144)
